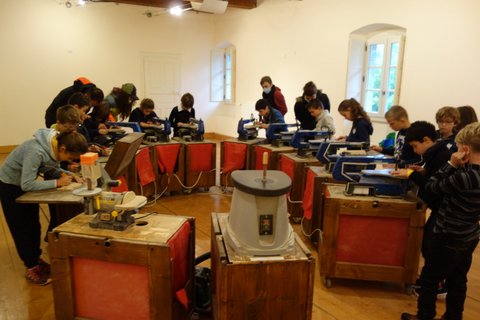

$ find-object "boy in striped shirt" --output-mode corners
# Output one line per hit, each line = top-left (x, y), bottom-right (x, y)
(402, 122), (480, 320)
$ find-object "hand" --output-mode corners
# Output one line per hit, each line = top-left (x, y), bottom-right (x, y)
(450, 151), (468, 167)
(370, 145), (383, 152)
(72, 174), (84, 184)
(98, 123), (107, 130)
(408, 165), (425, 174)
(259, 123), (268, 129)
(57, 173), (72, 187)
(88, 145), (101, 153)
(390, 169), (409, 178)
(99, 128), (109, 135)
(67, 162), (80, 173)
(336, 136), (346, 142)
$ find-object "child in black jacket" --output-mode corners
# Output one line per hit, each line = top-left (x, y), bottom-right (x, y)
(401, 122), (480, 320)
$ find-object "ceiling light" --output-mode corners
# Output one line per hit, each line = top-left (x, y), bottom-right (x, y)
(78, 0), (86, 6)
(169, 5), (183, 16)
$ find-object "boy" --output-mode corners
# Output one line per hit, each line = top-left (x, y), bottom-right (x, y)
(436, 106), (460, 151)
(294, 81), (331, 129)
(128, 98), (159, 131)
(52, 104), (81, 133)
(371, 105), (420, 166)
(306, 98), (335, 135)
(255, 98), (286, 134)
(401, 122), (480, 320)
(260, 76), (288, 115)
(169, 93), (195, 137)
(0, 130), (87, 285)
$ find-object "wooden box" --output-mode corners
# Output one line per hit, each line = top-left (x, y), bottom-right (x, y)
(250, 144), (295, 170)
(302, 166), (342, 247)
(48, 213), (195, 320)
(278, 153), (320, 222)
(320, 185), (425, 288)
(220, 139), (260, 187)
(183, 140), (217, 191)
(152, 142), (185, 194)
(211, 212), (315, 320)
(127, 145), (157, 197)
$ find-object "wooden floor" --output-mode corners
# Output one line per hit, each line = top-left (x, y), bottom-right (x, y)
(1, 152), (480, 320)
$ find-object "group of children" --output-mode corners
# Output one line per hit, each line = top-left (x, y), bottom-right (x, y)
(256, 76), (480, 320)
(0, 79), (198, 286)
(1, 77), (480, 320)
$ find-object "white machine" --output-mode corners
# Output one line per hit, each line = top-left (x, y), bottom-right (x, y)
(73, 152), (147, 230)
(224, 169), (295, 256)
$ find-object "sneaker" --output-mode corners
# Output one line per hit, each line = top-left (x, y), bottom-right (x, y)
(38, 258), (51, 276)
(437, 280), (447, 299)
(25, 265), (51, 285)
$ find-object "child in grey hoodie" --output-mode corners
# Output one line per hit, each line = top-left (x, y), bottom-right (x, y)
(0, 129), (87, 285)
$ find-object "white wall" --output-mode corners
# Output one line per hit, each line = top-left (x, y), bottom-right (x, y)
(211, 0), (480, 143)
(0, 0), (216, 145)
(2, 0), (480, 146)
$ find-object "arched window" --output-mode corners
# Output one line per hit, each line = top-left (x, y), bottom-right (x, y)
(346, 24), (406, 119)
(211, 42), (236, 103)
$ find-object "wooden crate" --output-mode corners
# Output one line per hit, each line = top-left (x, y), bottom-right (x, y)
(125, 145), (157, 197)
(220, 139), (260, 187)
(278, 153), (320, 222)
(152, 142), (185, 194)
(48, 213), (195, 320)
(183, 140), (217, 191)
(250, 144), (295, 170)
(320, 185), (425, 288)
(211, 212), (315, 320)
(302, 166), (343, 247)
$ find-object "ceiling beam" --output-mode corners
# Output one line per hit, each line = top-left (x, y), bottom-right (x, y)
(101, 0), (256, 9)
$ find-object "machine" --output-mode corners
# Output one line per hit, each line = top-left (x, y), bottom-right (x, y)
(143, 118), (172, 143)
(73, 134), (148, 231)
(289, 129), (333, 157)
(265, 123), (298, 146)
(237, 117), (258, 141)
(330, 154), (410, 198)
(177, 118), (205, 141)
(224, 169), (295, 256)
(106, 121), (142, 133)
(315, 141), (370, 171)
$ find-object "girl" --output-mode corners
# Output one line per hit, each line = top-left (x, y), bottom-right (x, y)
(0, 129), (87, 285)
(337, 98), (373, 144)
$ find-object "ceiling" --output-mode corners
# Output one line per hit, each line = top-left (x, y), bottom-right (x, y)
(102, 0), (257, 9)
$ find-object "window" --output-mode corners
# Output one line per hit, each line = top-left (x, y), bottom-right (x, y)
(363, 33), (404, 115)
(346, 25), (406, 119)
(211, 44), (236, 103)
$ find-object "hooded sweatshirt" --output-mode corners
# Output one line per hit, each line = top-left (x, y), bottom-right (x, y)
(315, 110), (336, 135)
(0, 128), (60, 191)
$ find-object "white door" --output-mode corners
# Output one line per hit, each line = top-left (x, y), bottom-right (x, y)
(143, 53), (181, 119)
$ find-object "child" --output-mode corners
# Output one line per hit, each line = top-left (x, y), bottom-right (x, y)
(371, 105), (420, 167)
(401, 122), (480, 320)
(169, 93), (196, 137)
(436, 106), (460, 151)
(51, 104), (81, 133)
(260, 76), (288, 115)
(457, 105), (478, 131)
(0, 130), (88, 285)
(105, 83), (139, 121)
(294, 81), (331, 129)
(254, 98), (287, 134)
(84, 101), (111, 142)
(128, 98), (159, 131)
(337, 98), (373, 144)
(306, 98), (335, 135)
(68, 92), (92, 143)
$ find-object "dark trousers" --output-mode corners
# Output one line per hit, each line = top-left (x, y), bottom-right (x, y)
(0, 181), (41, 268)
(417, 233), (478, 320)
